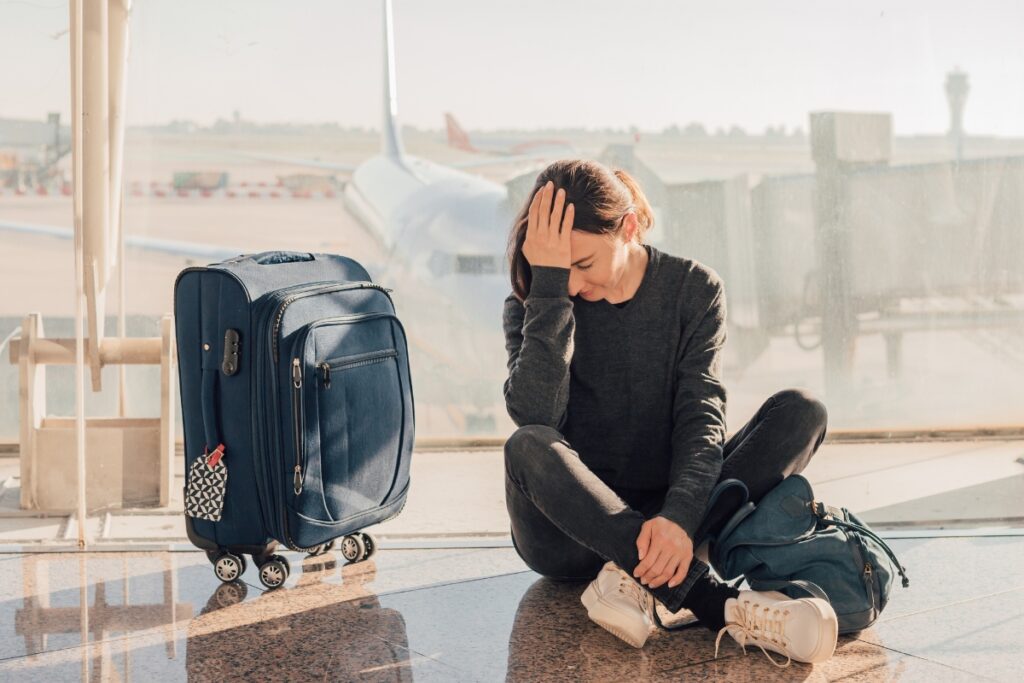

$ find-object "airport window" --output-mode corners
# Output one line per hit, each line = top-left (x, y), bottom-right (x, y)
(1, 0), (1022, 448)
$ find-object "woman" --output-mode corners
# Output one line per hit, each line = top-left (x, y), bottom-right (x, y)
(501, 160), (838, 665)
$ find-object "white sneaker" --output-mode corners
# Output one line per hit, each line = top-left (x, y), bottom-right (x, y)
(580, 561), (654, 648)
(715, 589), (838, 667)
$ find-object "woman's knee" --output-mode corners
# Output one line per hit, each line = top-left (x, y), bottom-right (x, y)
(771, 388), (828, 434)
(504, 424), (563, 477)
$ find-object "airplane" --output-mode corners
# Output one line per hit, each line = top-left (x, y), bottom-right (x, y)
(445, 112), (577, 158)
(0, 0), (558, 434)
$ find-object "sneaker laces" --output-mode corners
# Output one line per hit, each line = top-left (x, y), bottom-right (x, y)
(617, 572), (653, 616)
(714, 598), (793, 668)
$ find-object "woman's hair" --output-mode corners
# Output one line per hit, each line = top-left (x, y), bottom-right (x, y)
(506, 159), (655, 301)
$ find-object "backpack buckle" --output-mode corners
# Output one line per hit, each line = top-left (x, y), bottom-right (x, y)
(810, 500), (830, 518)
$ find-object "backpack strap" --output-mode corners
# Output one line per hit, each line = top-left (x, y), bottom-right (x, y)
(693, 478), (750, 547)
(812, 503), (911, 588)
(707, 501), (756, 570)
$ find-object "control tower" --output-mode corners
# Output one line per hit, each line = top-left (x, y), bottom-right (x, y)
(945, 68), (969, 162)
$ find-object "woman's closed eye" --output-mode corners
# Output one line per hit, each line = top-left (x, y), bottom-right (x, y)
(576, 264), (592, 271)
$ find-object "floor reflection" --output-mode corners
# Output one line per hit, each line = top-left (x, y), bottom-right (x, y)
(12, 553), (191, 678)
(186, 556), (417, 681)
(506, 577), (665, 680)
(0, 537), (1020, 681)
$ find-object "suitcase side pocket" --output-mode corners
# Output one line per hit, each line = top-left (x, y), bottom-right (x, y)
(288, 314), (409, 526)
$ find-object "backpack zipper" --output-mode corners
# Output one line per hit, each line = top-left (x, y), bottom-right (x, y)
(825, 515), (910, 588)
(863, 559), (878, 620)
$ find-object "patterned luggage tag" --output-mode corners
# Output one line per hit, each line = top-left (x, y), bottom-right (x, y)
(185, 444), (228, 522)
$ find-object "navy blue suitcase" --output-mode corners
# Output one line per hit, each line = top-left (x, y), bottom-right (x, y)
(173, 251), (415, 588)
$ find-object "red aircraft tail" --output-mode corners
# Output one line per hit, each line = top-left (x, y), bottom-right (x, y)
(444, 112), (477, 152)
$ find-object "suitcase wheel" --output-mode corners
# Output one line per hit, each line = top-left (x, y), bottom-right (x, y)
(339, 532), (376, 563)
(305, 539), (336, 558)
(258, 554), (290, 589)
(339, 534), (365, 562)
(212, 580), (248, 608)
(361, 533), (376, 560)
(213, 553), (246, 583)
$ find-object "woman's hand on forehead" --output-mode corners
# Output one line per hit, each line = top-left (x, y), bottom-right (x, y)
(522, 180), (574, 270)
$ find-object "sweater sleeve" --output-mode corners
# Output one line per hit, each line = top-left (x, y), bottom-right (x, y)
(659, 279), (728, 539)
(501, 266), (574, 430)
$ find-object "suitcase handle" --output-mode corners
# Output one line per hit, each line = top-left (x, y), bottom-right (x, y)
(200, 367), (224, 456)
(251, 251), (316, 265)
(219, 251), (317, 266)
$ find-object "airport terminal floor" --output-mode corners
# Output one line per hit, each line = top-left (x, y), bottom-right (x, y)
(0, 534), (1020, 681)
(0, 441), (1021, 681)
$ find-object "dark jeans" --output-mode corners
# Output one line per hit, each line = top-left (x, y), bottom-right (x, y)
(504, 388), (829, 614)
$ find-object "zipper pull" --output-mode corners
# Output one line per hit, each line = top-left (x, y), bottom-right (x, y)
(864, 562), (873, 576)
(319, 362), (331, 389)
(293, 465), (303, 495)
(292, 358), (302, 388)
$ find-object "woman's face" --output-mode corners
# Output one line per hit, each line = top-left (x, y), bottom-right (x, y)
(566, 214), (638, 301)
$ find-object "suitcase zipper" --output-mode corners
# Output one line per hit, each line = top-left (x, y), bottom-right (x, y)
(292, 357), (304, 495)
(271, 282), (393, 362)
(257, 280), (336, 513)
(318, 349), (399, 389)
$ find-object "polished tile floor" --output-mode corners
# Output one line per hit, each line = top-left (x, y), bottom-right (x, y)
(0, 534), (1020, 681)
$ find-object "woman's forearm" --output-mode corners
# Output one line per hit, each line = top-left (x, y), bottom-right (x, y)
(502, 266), (575, 430)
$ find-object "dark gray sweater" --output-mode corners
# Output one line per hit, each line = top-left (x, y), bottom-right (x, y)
(501, 243), (728, 539)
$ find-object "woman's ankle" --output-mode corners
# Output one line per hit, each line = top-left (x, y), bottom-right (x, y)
(679, 574), (740, 631)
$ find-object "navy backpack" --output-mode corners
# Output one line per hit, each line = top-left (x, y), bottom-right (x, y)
(709, 474), (910, 634)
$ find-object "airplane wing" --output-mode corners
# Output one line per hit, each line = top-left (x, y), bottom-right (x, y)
(237, 149), (542, 173)
(447, 154), (549, 169)
(2, 219), (391, 278)
(233, 151), (358, 174)
(0, 220), (242, 263)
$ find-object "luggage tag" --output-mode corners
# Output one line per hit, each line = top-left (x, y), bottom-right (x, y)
(185, 443), (228, 522)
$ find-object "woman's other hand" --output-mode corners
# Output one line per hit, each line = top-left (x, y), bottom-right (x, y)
(633, 516), (694, 589)
(522, 180), (574, 269)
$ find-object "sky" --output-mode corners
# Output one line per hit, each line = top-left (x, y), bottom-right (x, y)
(2, 0), (1023, 136)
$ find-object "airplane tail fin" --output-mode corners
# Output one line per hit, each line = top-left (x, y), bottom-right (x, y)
(381, 0), (405, 160)
(445, 112), (476, 152)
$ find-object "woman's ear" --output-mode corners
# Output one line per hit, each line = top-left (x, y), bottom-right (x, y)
(623, 212), (639, 242)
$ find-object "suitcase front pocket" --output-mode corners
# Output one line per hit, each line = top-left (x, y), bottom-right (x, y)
(290, 315), (408, 524)
(317, 348), (398, 388)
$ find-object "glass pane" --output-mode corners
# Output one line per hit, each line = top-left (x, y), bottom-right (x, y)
(2, 0), (1022, 451)
(1, 0), (75, 441)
